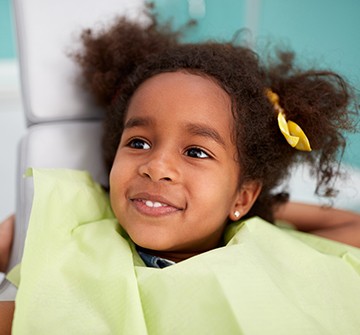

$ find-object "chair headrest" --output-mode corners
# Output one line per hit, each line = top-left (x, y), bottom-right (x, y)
(14, 0), (144, 125)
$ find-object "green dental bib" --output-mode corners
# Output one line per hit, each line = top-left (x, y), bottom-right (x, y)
(12, 169), (360, 334)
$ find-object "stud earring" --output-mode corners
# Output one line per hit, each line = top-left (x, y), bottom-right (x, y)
(234, 210), (241, 219)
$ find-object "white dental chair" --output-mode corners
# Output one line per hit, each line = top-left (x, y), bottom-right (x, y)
(0, 0), (144, 301)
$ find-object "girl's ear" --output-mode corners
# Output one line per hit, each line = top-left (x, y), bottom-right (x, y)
(229, 181), (262, 221)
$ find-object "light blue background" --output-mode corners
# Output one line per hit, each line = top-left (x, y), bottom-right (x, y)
(0, 0), (16, 58)
(1, 0), (359, 167)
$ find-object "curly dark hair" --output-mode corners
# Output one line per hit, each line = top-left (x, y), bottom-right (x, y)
(73, 8), (357, 222)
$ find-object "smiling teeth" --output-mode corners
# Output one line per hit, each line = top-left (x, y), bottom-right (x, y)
(145, 200), (166, 208)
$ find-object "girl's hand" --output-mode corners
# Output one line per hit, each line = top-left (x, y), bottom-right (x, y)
(0, 215), (14, 273)
(275, 202), (360, 248)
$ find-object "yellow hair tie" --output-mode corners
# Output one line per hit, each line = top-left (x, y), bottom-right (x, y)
(266, 89), (312, 152)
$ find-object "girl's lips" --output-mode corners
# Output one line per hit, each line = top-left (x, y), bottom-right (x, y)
(131, 199), (180, 217)
(129, 192), (184, 217)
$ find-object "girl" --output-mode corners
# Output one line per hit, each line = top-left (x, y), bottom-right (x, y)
(2, 8), (360, 334)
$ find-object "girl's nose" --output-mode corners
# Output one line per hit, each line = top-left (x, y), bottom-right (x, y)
(138, 151), (179, 182)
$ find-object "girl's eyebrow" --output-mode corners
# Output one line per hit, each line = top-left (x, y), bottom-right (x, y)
(185, 123), (226, 147)
(124, 117), (154, 129)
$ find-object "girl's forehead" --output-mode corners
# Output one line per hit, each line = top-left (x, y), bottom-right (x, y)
(127, 71), (232, 119)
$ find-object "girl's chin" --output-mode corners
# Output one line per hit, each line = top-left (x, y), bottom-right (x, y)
(132, 238), (175, 252)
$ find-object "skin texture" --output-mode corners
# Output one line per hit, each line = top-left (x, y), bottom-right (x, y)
(0, 302), (14, 335)
(0, 215), (14, 273)
(109, 71), (261, 262)
(0, 216), (15, 332)
(276, 202), (360, 247)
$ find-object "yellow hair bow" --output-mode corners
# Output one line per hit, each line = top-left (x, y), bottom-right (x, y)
(266, 89), (312, 152)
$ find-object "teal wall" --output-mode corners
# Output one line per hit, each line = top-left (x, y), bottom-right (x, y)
(0, 0), (16, 58)
(150, 0), (247, 42)
(258, 0), (360, 87)
(1, 0), (359, 167)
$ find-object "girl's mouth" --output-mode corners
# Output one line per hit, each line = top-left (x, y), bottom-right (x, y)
(132, 199), (181, 217)
(130, 193), (183, 217)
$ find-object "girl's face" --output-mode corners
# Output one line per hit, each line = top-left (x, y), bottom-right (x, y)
(110, 71), (259, 261)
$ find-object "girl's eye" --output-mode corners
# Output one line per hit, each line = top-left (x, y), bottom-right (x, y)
(128, 138), (151, 150)
(185, 147), (210, 159)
